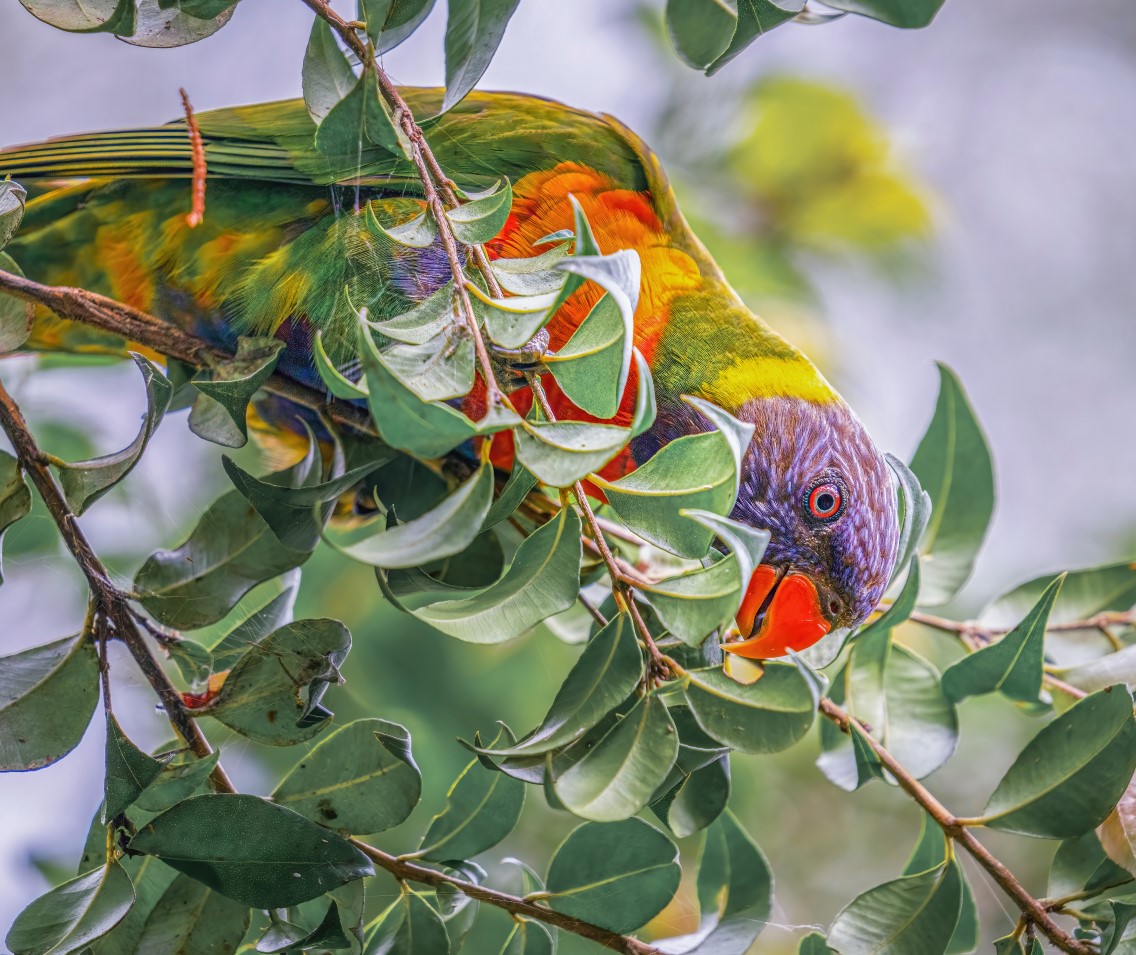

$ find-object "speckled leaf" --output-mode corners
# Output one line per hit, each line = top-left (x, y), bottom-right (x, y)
(272, 719), (421, 834)
(0, 634), (99, 771)
(129, 794), (373, 908)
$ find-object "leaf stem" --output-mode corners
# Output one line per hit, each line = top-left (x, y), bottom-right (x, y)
(817, 697), (1094, 955)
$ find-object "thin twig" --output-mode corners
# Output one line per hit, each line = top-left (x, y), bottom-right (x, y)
(910, 609), (1136, 639)
(178, 88), (206, 228)
(818, 698), (1093, 955)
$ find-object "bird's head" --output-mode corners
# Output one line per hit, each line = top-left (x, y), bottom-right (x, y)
(722, 396), (900, 660)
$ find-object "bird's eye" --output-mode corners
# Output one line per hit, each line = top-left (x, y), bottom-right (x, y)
(806, 482), (844, 522)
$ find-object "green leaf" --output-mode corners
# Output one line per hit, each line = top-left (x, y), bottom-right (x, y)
(0, 447), (32, 583)
(828, 859), (965, 955)
(14, 0), (135, 35)
(302, 17), (357, 123)
(442, 0), (521, 113)
(651, 750), (730, 839)
(982, 560), (1136, 631)
(819, 629), (957, 789)
(821, 0), (945, 28)
(57, 354), (172, 514)
(359, 0), (436, 53)
(381, 326), (475, 403)
(482, 459), (537, 531)
(364, 888), (450, 955)
(980, 687), (1136, 838)
(684, 663), (816, 753)
(134, 486), (309, 630)
(514, 419), (627, 488)
(468, 284), (559, 351)
(491, 243), (571, 296)
(545, 294), (626, 418)
(314, 330), (369, 400)
(705, 0), (797, 75)
(665, 0), (739, 70)
(545, 818), (680, 933)
(103, 712), (167, 822)
(314, 59), (402, 158)
(378, 209), (439, 249)
(798, 933), (836, 955)
(165, 636), (214, 688)
(909, 363), (994, 606)
(221, 433), (387, 552)
(188, 337), (285, 448)
(133, 873), (249, 954)
(86, 852), (176, 955)
(594, 397), (753, 559)
(123, 0), (236, 45)
(129, 794), (373, 907)
(1047, 831), (1132, 904)
(445, 177), (514, 244)
(942, 575), (1062, 704)
(331, 463), (493, 569)
(887, 454), (932, 591)
(208, 572), (301, 672)
(639, 510), (769, 645)
(554, 694), (678, 822)
(481, 612), (644, 757)
(0, 634), (99, 771)
(0, 252), (34, 353)
(272, 719), (421, 834)
(500, 919), (554, 955)
(211, 618), (351, 745)
(418, 750), (525, 861)
(0, 179), (27, 250)
(901, 816), (979, 955)
(656, 810), (772, 953)
(5, 862), (135, 955)
(369, 280), (456, 343)
(134, 748), (220, 814)
(406, 505), (582, 643)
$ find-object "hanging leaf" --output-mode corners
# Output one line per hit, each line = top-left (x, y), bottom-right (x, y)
(363, 888), (450, 955)
(818, 630), (958, 789)
(302, 17), (357, 123)
(418, 749), (525, 861)
(649, 705), (732, 837)
(979, 687), (1136, 838)
(0, 634), (99, 771)
(827, 859), (965, 955)
(554, 694), (679, 822)
(314, 59), (402, 158)
(314, 331), (369, 400)
(188, 337), (285, 448)
(901, 815), (979, 955)
(491, 243), (570, 296)
(683, 663), (816, 754)
(272, 719), (421, 834)
(705, 0), (798, 75)
(909, 363), (995, 606)
(982, 560), (1136, 633)
(1049, 830), (1133, 900)
(56, 354), (172, 515)
(545, 818), (680, 934)
(103, 712), (168, 822)
(393, 505), (581, 643)
(468, 284), (559, 350)
(656, 811), (772, 954)
(482, 459), (537, 531)
(481, 613), (644, 757)
(0, 253), (35, 354)
(545, 294), (626, 418)
(941, 575), (1062, 704)
(886, 454), (932, 591)
(359, 0), (436, 53)
(445, 178), (513, 244)
(442, 0), (522, 113)
(639, 510), (769, 645)
(129, 794), (373, 908)
(5, 861), (135, 955)
(593, 397), (754, 559)
(500, 918), (554, 955)
(16, 0), (136, 34)
(665, 0), (739, 70)
(210, 618), (351, 745)
(0, 448), (32, 583)
(378, 209), (439, 249)
(377, 328), (476, 402)
(134, 486), (309, 630)
(208, 572), (301, 672)
(133, 873), (249, 955)
(822, 0), (945, 28)
(368, 281), (457, 344)
(0, 179), (28, 250)
(135, 748), (220, 814)
(120, 0), (237, 47)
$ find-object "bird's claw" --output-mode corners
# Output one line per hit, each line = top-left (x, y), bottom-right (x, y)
(489, 328), (549, 392)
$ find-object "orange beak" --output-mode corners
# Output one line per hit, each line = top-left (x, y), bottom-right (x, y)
(724, 567), (832, 660)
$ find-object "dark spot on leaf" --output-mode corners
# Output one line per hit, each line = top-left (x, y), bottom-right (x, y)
(267, 710), (277, 723)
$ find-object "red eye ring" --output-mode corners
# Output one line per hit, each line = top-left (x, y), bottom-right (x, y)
(807, 482), (843, 521)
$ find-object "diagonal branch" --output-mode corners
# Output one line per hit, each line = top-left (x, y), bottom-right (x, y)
(818, 697), (1092, 955)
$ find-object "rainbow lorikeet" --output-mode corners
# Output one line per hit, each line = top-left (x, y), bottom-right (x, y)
(0, 89), (900, 658)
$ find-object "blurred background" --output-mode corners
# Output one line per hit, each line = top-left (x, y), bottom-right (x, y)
(1, 0), (1135, 950)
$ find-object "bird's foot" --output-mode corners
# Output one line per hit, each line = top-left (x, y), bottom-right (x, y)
(489, 328), (549, 393)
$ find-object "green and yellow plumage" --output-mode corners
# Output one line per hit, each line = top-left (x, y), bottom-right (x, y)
(0, 88), (896, 656)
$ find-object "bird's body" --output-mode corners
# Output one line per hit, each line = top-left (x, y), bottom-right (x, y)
(0, 88), (899, 655)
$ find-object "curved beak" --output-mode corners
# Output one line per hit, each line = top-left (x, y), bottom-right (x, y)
(724, 565), (832, 660)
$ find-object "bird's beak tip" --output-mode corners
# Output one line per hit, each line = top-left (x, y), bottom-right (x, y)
(724, 567), (832, 661)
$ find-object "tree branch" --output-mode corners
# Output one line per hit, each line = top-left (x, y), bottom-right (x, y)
(817, 698), (1093, 955)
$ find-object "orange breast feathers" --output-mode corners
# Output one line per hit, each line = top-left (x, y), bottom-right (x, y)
(478, 163), (702, 477)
